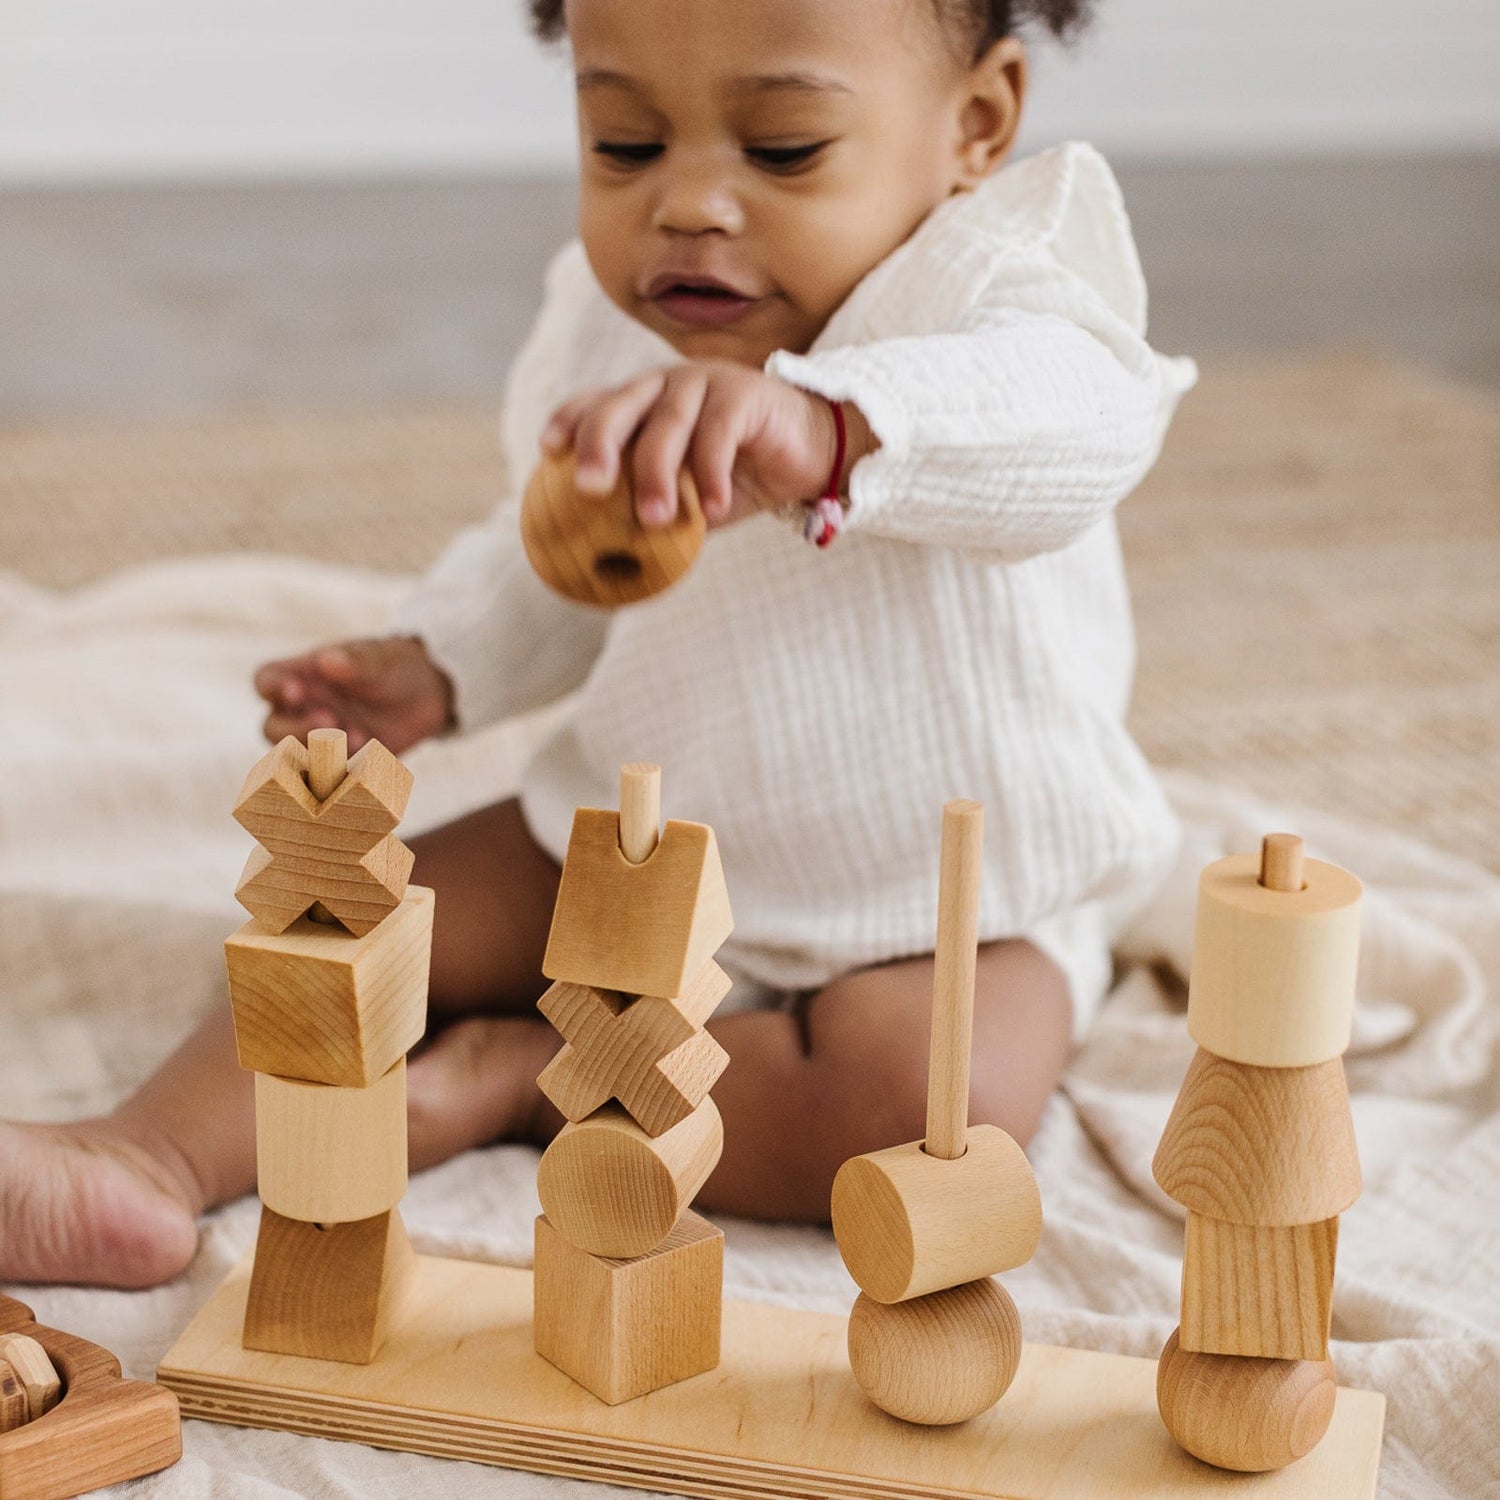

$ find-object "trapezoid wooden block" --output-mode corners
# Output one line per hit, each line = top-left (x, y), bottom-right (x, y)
(227, 884), (433, 1088)
(243, 1207), (414, 1365)
(234, 735), (415, 937)
(1153, 1049), (1360, 1225)
(542, 808), (733, 999)
(255, 1060), (408, 1224)
(533, 1210), (723, 1405)
(0, 1335), (61, 1423)
(1180, 1213), (1338, 1362)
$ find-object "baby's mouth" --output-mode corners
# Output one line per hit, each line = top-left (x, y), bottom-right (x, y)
(647, 276), (762, 328)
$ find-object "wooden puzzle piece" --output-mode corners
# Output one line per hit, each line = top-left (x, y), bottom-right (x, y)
(0, 1335), (61, 1421)
(226, 884), (433, 1088)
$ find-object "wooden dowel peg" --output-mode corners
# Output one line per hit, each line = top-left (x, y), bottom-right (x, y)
(306, 728), (348, 801)
(619, 763), (662, 865)
(1260, 833), (1305, 893)
(925, 800), (983, 1163)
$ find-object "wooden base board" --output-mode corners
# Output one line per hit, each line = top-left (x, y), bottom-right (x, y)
(158, 1253), (1384, 1500)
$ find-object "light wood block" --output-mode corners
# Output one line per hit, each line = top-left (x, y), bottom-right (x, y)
(543, 809), (733, 999)
(255, 1060), (407, 1224)
(537, 1098), (722, 1260)
(1187, 852), (1362, 1067)
(533, 1211), (722, 1405)
(0, 1361), (25, 1433)
(1157, 1328), (1337, 1473)
(233, 735), (415, 937)
(847, 1278), (1021, 1426)
(158, 1253), (1386, 1500)
(0, 1335), (61, 1420)
(226, 884), (432, 1088)
(243, 1206), (414, 1365)
(1153, 1049), (1360, 1225)
(1, 1293), (181, 1500)
(831, 1125), (1042, 1304)
(1180, 1214), (1338, 1361)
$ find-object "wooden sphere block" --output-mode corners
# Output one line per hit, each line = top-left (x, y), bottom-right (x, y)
(1187, 853), (1362, 1068)
(243, 1206), (413, 1365)
(521, 449), (705, 608)
(536, 1099), (723, 1260)
(846, 1278), (1022, 1426)
(0, 1335), (61, 1422)
(226, 884), (433, 1089)
(831, 1124), (1042, 1304)
(1156, 1327), (1337, 1472)
(255, 1060), (408, 1224)
(533, 1211), (723, 1405)
(0, 1362), (25, 1434)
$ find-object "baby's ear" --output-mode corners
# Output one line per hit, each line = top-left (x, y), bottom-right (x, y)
(956, 37), (1028, 186)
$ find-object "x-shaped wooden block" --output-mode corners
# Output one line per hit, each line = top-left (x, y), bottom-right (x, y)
(234, 736), (415, 937)
(538, 962), (732, 1137)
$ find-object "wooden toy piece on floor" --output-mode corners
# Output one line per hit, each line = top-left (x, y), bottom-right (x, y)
(0, 1293), (181, 1500)
(521, 447), (706, 608)
(832, 799), (1042, 1426)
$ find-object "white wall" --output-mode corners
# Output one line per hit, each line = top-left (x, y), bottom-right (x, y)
(2, 0), (1497, 182)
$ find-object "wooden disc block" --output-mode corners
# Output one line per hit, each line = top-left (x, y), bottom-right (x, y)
(255, 1060), (408, 1224)
(1157, 1328), (1337, 1472)
(831, 1125), (1042, 1304)
(0, 1334), (61, 1422)
(521, 449), (706, 608)
(1187, 853), (1362, 1068)
(536, 1099), (723, 1260)
(847, 1279), (1022, 1426)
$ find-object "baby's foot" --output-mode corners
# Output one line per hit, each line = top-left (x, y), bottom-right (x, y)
(0, 1118), (201, 1288)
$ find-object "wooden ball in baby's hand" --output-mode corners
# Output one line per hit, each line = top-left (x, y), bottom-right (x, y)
(520, 449), (706, 608)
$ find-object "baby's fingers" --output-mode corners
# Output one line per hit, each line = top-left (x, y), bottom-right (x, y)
(631, 369), (710, 526)
(688, 387), (751, 526)
(571, 372), (668, 495)
(261, 705), (340, 747)
(540, 388), (607, 457)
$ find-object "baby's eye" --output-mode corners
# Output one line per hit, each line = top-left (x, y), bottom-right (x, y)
(745, 141), (831, 173)
(592, 141), (665, 167)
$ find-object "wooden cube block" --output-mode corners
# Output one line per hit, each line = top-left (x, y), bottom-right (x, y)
(0, 1335), (61, 1421)
(1180, 1214), (1339, 1361)
(226, 884), (433, 1088)
(243, 1207), (413, 1365)
(255, 1061), (407, 1224)
(533, 1211), (722, 1404)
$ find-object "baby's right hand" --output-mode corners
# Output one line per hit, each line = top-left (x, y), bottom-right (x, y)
(253, 636), (454, 754)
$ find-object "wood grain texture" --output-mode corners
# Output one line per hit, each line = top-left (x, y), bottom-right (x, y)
(226, 884), (432, 1088)
(1181, 1214), (1338, 1361)
(242, 1207), (413, 1365)
(831, 1125), (1042, 1304)
(0, 1335), (61, 1420)
(927, 800), (984, 1162)
(255, 1059), (408, 1223)
(536, 1099), (722, 1260)
(1153, 1050), (1360, 1225)
(1157, 1328), (1337, 1473)
(1187, 852), (1363, 1067)
(533, 1211), (722, 1405)
(158, 1255), (1385, 1500)
(847, 1278), (1021, 1426)
(543, 809), (733, 999)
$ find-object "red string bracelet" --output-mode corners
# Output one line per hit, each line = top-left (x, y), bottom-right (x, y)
(802, 398), (847, 548)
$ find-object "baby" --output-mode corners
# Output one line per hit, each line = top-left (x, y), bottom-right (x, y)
(0, 0), (1193, 1288)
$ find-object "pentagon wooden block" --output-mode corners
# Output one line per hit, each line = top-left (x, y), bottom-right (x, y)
(255, 1060), (408, 1224)
(831, 1124), (1042, 1304)
(243, 1207), (414, 1365)
(543, 809), (733, 998)
(533, 1210), (722, 1405)
(226, 884), (432, 1088)
(1180, 1214), (1338, 1361)
(0, 1362), (25, 1433)
(0, 1335), (61, 1421)
(1153, 1049), (1360, 1225)
(233, 735), (416, 937)
(536, 1098), (723, 1260)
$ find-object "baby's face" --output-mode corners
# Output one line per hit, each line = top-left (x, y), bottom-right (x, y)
(568, 0), (999, 367)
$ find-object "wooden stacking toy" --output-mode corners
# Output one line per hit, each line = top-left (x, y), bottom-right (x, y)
(1154, 832), (1363, 1471)
(521, 449), (706, 607)
(226, 727), (432, 1364)
(532, 762), (734, 1403)
(831, 800), (1043, 1425)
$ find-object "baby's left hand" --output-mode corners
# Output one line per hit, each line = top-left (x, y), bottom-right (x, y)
(540, 361), (864, 528)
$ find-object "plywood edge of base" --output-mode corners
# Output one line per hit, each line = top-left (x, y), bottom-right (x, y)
(158, 1252), (1384, 1500)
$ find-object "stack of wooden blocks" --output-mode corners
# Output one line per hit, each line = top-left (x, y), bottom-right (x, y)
(225, 728), (434, 1365)
(532, 763), (735, 1405)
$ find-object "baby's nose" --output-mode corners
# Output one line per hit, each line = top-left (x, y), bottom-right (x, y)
(651, 167), (744, 236)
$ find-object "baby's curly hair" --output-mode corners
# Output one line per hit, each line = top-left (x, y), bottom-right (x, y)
(527, 1), (1093, 55)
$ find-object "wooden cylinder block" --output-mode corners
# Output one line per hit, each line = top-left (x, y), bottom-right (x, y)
(521, 450), (705, 608)
(536, 1099), (723, 1260)
(256, 1060), (408, 1224)
(831, 1124), (1042, 1304)
(847, 1278), (1022, 1426)
(1187, 853), (1362, 1068)
(1156, 1328), (1337, 1472)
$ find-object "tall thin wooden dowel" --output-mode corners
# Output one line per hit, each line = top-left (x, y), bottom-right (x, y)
(307, 728), (348, 801)
(619, 763), (662, 865)
(1260, 832), (1305, 893)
